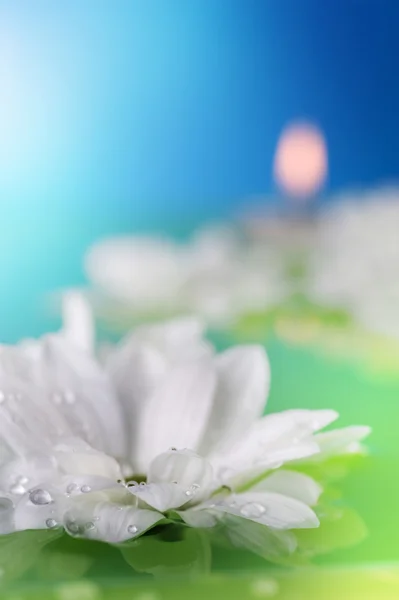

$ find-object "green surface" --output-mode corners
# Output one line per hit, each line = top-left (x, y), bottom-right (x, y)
(1, 337), (397, 596)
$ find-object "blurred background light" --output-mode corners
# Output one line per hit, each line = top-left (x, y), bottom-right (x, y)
(273, 122), (327, 199)
(2, 0), (399, 341)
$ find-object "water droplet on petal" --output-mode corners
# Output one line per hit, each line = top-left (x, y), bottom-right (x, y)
(127, 524), (138, 535)
(127, 481), (139, 488)
(80, 485), (91, 493)
(185, 490), (193, 497)
(46, 518), (58, 529)
(66, 483), (78, 495)
(29, 489), (53, 505)
(240, 502), (266, 519)
(139, 482), (146, 487)
(65, 519), (81, 536)
(84, 522), (95, 531)
(190, 483), (200, 492)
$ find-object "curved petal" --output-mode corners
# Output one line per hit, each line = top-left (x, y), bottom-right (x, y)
(147, 449), (214, 494)
(205, 491), (319, 530)
(53, 440), (122, 480)
(219, 514), (297, 559)
(0, 336), (126, 460)
(13, 476), (122, 532)
(61, 291), (94, 355)
(313, 426), (371, 459)
(178, 508), (218, 528)
(127, 482), (191, 512)
(63, 493), (163, 543)
(39, 336), (126, 459)
(211, 409), (338, 482)
(133, 360), (217, 472)
(251, 470), (322, 506)
(107, 318), (213, 465)
(198, 346), (270, 456)
(0, 455), (57, 498)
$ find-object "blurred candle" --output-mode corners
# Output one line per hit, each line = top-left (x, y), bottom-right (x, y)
(273, 122), (328, 200)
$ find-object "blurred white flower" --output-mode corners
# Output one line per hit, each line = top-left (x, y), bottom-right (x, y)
(84, 226), (289, 327)
(0, 296), (369, 550)
(309, 188), (399, 341)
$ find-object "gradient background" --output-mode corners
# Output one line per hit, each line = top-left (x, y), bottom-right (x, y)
(2, 2), (399, 595)
(2, 0), (399, 342)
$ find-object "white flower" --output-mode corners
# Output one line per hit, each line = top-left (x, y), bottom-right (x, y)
(309, 188), (399, 341)
(84, 226), (289, 326)
(0, 295), (370, 554)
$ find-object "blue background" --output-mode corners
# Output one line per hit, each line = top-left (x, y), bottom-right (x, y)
(1, 0), (399, 341)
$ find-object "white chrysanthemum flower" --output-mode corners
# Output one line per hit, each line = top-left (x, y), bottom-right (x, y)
(0, 296), (370, 551)
(84, 226), (289, 326)
(309, 188), (399, 341)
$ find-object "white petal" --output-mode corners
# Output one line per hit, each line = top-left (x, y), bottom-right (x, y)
(314, 426), (371, 459)
(147, 449), (214, 495)
(13, 476), (121, 532)
(219, 514), (297, 558)
(127, 482), (191, 512)
(40, 336), (127, 459)
(251, 470), (322, 506)
(178, 507), (218, 528)
(61, 291), (95, 354)
(85, 236), (186, 305)
(0, 497), (14, 534)
(198, 346), (270, 456)
(53, 441), (122, 480)
(13, 484), (67, 531)
(0, 455), (57, 498)
(63, 492), (163, 543)
(0, 336), (126, 459)
(0, 376), (72, 457)
(106, 341), (168, 462)
(106, 318), (213, 465)
(207, 491), (319, 529)
(212, 410), (336, 486)
(131, 318), (211, 361)
(133, 361), (217, 472)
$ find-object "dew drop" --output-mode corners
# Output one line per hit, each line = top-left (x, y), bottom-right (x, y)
(139, 482), (146, 487)
(127, 481), (139, 488)
(29, 489), (53, 505)
(240, 502), (266, 519)
(127, 524), (138, 535)
(185, 490), (193, 497)
(65, 520), (81, 535)
(190, 483), (200, 492)
(80, 485), (91, 493)
(0, 498), (12, 511)
(84, 522), (95, 531)
(66, 483), (78, 495)
(46, 518), (58, 529)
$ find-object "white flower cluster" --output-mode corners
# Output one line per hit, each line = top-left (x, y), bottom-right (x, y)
(309, 188), (399, 341)
(0, 296), (369, 554)
(84, 226), (289, 326)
